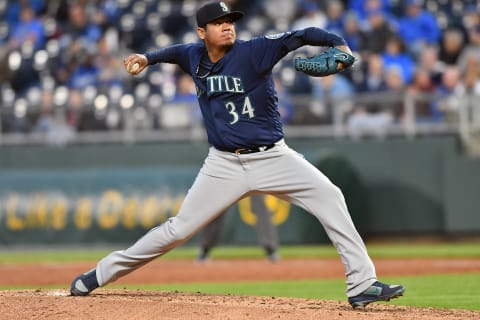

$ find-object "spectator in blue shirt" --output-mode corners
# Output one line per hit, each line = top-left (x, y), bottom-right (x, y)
(381, 35), (415, 84)
(342, 12), (362, 52)
(8, 5), (45, 50)
(325, 0), (346, 36)
(348, 0), (392, 24)
(67, 50), (100, 90)
(6, 0), (44, 27)
(397, 0), (440, 56)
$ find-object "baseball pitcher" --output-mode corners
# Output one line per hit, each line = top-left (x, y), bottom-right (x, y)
(70, 1), (405, 308)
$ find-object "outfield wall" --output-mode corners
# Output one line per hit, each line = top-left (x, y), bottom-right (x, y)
(0, 136), (479, 245)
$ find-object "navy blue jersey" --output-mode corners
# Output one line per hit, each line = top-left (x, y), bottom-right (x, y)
(145, 27), (346, 151)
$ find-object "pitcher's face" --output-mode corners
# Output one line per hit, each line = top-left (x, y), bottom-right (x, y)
(197, 17), (236, 49)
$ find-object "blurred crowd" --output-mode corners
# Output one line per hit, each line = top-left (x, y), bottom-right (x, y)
(1, 0), (480, 142)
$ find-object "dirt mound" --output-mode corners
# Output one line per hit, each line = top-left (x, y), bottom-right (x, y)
(1, 289), (479, 320)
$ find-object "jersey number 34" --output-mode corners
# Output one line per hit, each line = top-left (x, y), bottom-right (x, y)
(224, 96), (255, 124)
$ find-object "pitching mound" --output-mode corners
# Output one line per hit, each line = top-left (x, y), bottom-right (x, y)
(1, 289), (479, 320)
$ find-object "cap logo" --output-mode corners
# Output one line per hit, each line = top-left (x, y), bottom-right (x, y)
(219, 2), (228, 12)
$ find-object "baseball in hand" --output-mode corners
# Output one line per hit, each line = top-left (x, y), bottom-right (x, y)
(130, 63), (140, 73)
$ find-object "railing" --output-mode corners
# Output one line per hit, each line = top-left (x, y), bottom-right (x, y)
(1, 91), (479, 156)
(457, 94), (480, 156)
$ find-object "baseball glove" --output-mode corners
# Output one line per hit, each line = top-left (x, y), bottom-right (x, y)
(294, 47), (356, 77)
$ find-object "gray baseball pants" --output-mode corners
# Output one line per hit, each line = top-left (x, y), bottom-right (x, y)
(95, 139), (377, 297)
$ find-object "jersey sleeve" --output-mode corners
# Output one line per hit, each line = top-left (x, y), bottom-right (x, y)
(249, 27), (347, 74)
(143, 44), (192, 74)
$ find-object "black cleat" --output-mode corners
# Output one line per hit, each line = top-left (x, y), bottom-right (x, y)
(70, 268), (99, 296)
(348, 281), (405, 308)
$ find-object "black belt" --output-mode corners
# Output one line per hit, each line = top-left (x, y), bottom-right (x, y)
(228, 143), (276, 155)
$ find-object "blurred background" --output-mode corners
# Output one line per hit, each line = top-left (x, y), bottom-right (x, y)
(0, 0), (480, 247)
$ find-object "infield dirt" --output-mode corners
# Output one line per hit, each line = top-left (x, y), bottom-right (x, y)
(1, 258), (479, 319)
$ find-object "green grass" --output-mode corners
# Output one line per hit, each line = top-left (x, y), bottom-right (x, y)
(0, 249), (114, 263)
(109, 274), (480, 310)
(0, 242), (479, 263)
(365, 242), (480, 258)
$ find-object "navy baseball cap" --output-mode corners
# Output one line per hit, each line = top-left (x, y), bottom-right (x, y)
(196, 1), (244, 27)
